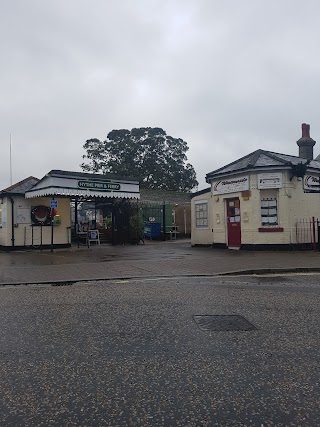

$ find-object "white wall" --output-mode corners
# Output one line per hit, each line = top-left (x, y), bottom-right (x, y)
(191, 192), (213, 245)
(0, 196), (71, 248)
(0, 197), (10, 247)
(191, 170), (320, 247)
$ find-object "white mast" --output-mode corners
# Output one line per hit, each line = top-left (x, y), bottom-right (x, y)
(10, 133), (12, 185)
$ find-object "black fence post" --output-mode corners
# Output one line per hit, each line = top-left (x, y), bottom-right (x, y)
(162, 202), (166, 241)
(111, 206), (116, 245)
(74, 200), (78, 234)
(51, 208), (54, 253)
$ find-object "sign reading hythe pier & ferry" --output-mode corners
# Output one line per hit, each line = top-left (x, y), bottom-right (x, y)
(78, 181), (121, 191)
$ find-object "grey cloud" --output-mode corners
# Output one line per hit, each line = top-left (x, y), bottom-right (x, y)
(1, 0), (320, 189)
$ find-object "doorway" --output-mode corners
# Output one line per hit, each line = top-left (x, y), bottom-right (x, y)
(226, 198), (241, 249)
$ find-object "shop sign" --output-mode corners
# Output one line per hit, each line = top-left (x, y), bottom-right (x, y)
(257, 173), (282, 189)
(78, 181), (121, 191)
(304, 175), (320, 192)
(89, 230), (99, 240)
(212, 176), (249, 195)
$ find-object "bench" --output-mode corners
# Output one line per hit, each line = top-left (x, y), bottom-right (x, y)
(165, 225), (180, 240)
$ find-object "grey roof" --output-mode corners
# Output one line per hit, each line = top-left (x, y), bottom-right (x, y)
(0, 176), (39, 196)
(48, 169), (139, 183)
(206, 149), (320, 181)
(254, 153), (285, 167)
(191, 187), (211, 198)
(140, 188), (191, 204)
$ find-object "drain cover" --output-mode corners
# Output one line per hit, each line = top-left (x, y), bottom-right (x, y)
(193, 315), (257, 331)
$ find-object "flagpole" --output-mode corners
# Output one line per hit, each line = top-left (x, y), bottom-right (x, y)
(10, 133), (12, 185)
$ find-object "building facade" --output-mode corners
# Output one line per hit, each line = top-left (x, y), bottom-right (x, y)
(0, 170), (140, 250)
(191, 124), (320, 249)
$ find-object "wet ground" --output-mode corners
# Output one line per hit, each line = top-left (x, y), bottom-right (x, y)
(0, 274), (320, 426)
(1, 240), (320, 285)
(0, 240), (196, 267)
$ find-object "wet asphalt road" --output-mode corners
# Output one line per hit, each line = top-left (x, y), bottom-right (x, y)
(0, 275), (320, 427)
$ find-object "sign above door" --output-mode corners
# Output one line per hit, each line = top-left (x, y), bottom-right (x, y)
(212, 176), (249, 195)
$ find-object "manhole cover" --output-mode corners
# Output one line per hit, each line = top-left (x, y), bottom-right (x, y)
(193, 315), (257, 331)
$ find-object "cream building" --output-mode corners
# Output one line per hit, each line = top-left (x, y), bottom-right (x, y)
(0, 170), (140, 250)
(191, 124), (320, 249)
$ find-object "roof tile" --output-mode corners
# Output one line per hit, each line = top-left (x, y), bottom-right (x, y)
(1, 176), (39, 195)
(206, 150), (320, 180)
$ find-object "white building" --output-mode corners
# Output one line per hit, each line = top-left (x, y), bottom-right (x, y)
(191, 124), (320, 249)
(0, 170), (140, 250)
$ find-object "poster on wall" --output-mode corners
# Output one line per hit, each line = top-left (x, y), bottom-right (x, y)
(1, 203), (7, 227)
(304, 175), (320, 192)
(257, 173), (282, 189)
(16, 207), (31, 224)
(212, 176), (249, 195)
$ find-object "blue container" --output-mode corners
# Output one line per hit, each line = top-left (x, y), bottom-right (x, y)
(144, 223), (161, 239)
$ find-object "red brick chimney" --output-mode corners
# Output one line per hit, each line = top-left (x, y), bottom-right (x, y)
(296, 123), (316, 160)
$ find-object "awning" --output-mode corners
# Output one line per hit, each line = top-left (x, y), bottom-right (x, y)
(25, 170), (140, 200)
(25, 187), (140, 199)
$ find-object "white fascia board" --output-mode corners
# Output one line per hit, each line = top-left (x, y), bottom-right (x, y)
(25, 188), (140, 199)
(206, 166), (292, 182)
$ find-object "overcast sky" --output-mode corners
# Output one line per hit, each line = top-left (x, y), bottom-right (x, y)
(1, 0), (320, 190)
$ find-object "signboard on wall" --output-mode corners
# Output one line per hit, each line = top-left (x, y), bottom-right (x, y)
(304, 175), (320, 192)
(1, 203), (7, 227)
(78, 181), (121, 191)
(16, 207), (31, 224)
(212, 176), (249, 195)
(257, 173), (282, 189)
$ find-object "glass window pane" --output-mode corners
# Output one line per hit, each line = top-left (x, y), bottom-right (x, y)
(195, 202), (208, 228)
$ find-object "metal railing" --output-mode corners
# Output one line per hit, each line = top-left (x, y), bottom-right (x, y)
(295, 217), (318, 250)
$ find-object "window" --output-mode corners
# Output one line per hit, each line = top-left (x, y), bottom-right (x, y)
(195, 201), (208, 228)
(261, 197), (278, 226)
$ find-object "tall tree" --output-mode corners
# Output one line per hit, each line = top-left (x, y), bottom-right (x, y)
(81, 127), (198, 191)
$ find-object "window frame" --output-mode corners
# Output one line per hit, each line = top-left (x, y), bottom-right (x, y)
(195, 200), (209, 229)
(260, 196), (278, 227)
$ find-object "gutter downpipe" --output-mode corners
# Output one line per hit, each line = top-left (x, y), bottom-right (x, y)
(9, 196), (15, 248)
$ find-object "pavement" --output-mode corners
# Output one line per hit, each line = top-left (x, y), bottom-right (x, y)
(1, 274), (320, 426)
(1, 239), (320, 285)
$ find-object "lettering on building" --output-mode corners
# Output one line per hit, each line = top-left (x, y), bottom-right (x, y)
(78, 181), (121, 191)
(212, 176), (249, 195)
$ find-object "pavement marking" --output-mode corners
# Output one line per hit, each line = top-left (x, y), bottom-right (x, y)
(112, 280), (130, 284)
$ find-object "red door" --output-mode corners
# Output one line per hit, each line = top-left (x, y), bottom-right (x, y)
(226, 198), (241, 248)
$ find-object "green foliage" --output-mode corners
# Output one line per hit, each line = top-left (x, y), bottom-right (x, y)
(81, 127), (198, 191)
(129, 209), (144, 238)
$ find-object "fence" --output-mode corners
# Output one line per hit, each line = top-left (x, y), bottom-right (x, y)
(295, 217), (319, 250)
